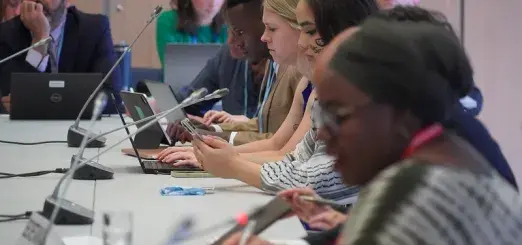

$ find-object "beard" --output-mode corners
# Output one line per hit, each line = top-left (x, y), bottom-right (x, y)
(39, 0), (67, 29)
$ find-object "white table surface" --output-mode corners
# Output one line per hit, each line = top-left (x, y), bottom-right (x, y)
(0, 115), (305, 244)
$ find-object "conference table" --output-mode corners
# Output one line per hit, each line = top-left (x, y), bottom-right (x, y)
(0, 115), (306, 244)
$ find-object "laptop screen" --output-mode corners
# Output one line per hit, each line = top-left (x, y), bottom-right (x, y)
(144, 81), (187, 123)
(120, 91), (172, 145)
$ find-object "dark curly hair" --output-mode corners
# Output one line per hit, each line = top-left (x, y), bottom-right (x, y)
(305, 0), (379, 45)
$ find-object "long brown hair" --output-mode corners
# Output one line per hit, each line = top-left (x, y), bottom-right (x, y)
(1, 0), (20, 22)
(171, 0), (224, 36)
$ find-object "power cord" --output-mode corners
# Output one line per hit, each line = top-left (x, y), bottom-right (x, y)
(0, 168), (68, 179)
(0, 140), (67, 145)
(0, 211), (32, 223)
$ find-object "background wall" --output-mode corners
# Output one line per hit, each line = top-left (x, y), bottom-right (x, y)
(71, 0), (164, 68)
(71, 0), (522, 186)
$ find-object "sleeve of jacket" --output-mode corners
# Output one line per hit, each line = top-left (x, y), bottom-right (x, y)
(0, 21), (41, 97)
(219, 118), (259, 132)
(91, 15), (123, 113)
(217, 118), (274, 145)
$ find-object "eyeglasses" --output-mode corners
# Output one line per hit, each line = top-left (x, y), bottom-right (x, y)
(315, 102), (372, 134)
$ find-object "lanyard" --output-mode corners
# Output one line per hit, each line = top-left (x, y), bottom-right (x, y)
(257, 61), (276, 133)
(401, 123), (444, 158)
(189, 33), (219, 44)
(243, 60), (249, 116)
(55, 26), (65, 66)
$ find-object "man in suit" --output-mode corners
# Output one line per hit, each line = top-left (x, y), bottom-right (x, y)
(0, 0), (122, 113)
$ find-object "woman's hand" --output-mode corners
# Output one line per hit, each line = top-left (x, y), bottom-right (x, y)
(157, 146), (193, 161)
(157, 148), (201, 168)
(307, 209), (347, 230)
(192, 136), (239, 178)
(278, 188), (347, 229)
(222, 232), (273, 245)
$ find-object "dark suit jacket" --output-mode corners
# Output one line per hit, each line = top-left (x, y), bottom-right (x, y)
(0, 6), (122, 113)
(174, 45), (260, 117)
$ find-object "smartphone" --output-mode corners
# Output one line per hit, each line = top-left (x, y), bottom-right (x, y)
(180, 118), (204, 140)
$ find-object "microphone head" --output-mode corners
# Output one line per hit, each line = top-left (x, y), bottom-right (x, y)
(193, 87), (209, 99)
(152, 5), (163, 18)
(210, 88), (229, 99)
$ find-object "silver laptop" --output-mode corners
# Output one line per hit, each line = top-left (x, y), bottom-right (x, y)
(163, 44), (222, 92)
(143, 80), (187, 122)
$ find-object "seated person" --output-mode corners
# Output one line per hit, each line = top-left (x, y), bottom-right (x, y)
(174, 42), (264, 118)
(1, 0), (20, 23)
(156, 0), (228, 70)
(186, 0), (380, 204)
(223, 15), (522, 245)
(0, 0), (122, 113)
(159, 0), (315, 164)
(166, 0), (302, 146)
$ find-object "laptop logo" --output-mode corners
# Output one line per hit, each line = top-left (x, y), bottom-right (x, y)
(50, 93), (62, 103)
(134, 106), (145, 119)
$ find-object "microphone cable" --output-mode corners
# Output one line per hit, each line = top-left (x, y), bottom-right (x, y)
(0, 168), (69, 179)
(0, 211), (33, 223)
(0, 140), (67, 145)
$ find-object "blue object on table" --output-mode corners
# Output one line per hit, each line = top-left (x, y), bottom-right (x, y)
(160, 186), (211, 196)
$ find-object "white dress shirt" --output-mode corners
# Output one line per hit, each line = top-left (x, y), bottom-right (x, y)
(25, 20), (66, 72)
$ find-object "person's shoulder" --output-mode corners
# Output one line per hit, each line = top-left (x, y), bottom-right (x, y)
(69, 6), (110, 30)
(157, 9), (178, 24)
(0, 16), (25, 41)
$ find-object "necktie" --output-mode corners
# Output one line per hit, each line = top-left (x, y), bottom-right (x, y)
(48, 38), (59, 73)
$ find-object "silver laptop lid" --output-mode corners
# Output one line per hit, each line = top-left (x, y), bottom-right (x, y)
(144, 81), (187, 122)
(163, 44), (222, 92)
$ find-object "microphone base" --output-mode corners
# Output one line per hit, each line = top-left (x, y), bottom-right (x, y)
(42, 196), (94, 225)
(67, 126), (107, 148)
(71, 155), (114, 180)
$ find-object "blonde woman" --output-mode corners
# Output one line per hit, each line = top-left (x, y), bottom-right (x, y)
(158, 0), (315, 164)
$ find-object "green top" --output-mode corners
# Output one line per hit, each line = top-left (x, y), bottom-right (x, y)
(155, 10), (228, 69)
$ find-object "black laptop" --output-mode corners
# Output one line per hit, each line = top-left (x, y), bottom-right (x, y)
(120, 91), (172, 149)
(9, 73), (102, 120)
(119, 92), (202, 174)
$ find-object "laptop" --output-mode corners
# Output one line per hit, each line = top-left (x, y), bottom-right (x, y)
(163, 44), (222, 92)
(116, 102), (203, 174)
(143, 80), (187, 123)
(120, 91), (172, 149)
(9, 73), (102, 120)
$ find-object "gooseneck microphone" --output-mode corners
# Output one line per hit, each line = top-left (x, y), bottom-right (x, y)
(67, 5), (164, 148)
(40, 92), (108, 236)
(82, 88), (228, 145)
(68, 88), (219, 181)
(0, 37), (52, 65)
(38, 88), (225, 240)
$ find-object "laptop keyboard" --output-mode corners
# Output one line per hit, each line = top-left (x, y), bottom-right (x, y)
(142, 160), (200, 171)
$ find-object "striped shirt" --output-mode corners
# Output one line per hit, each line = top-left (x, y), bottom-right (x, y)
(340, 160), (522, 245)
(260, 101), (359, 204)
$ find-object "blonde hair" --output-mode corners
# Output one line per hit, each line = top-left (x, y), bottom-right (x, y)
(263, 0), (299, 29)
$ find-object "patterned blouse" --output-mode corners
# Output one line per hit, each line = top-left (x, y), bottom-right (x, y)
(340, 160), (522, 245)
(259, 100), (359, 204)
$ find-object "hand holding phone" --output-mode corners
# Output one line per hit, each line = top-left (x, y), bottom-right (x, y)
(181, 118), (204, 141)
